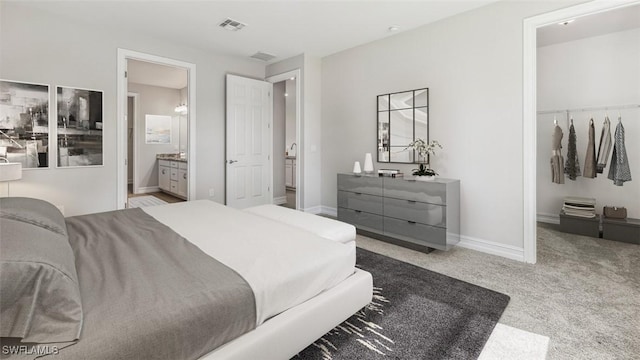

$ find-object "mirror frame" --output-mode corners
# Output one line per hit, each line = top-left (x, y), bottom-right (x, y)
(377, 87), (429, 164)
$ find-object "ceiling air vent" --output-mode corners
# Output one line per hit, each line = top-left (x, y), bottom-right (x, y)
(219, 18), (246, 31)
(250, 52), (276, 62)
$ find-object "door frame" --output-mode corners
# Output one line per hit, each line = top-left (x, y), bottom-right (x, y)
(116, 48), (196, 209)
(127, 92), (139, 194)
(522, 0), (640, 263)
(266, 69), (302, 210)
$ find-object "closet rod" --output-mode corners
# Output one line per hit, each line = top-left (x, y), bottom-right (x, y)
(537, 103), (640, 115)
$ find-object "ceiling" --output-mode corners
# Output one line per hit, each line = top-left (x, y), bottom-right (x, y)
(12, 0), (500, 63)
(537, 4), (640, 47)
(127, 59), (188, 89)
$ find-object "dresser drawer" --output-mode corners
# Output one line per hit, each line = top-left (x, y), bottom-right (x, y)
(159, 160), (171, 167)
(170, 168), (178, 181)
(383, 177), (446, 205)
(338, 207), (383, 233)
(383, 217), (446, 248)
(383, 197), (446, 227)
(338, 190), (383, 215)
(338, 174), (383, 196)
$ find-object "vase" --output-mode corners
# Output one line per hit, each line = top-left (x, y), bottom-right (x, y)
(415, 175), (436, 182)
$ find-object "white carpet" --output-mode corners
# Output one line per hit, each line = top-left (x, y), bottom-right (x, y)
(479, 323), (550, 360)
(128, 196), (168, 208)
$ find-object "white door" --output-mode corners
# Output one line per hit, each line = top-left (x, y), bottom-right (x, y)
(226, 74), (273, 209)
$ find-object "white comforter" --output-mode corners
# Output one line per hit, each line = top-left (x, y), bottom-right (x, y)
(143, 200), (355, 325)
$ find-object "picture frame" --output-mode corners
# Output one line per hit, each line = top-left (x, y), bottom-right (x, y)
(0, 79), (51, 169)
(56, 86), (104, 167)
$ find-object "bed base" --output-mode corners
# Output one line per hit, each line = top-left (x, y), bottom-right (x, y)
(201, 269), (373, 360)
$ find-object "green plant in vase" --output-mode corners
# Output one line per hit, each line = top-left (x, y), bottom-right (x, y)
(406, 139), (442, 180)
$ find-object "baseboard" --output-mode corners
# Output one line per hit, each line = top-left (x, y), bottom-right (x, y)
(320, 206), (337, 217)
(456, 235), (525, 262)
(537, 212), (560, 224)
(273, 196), (287, 205)
(303, 206), (323, 215)
(136, 186), (160, 194)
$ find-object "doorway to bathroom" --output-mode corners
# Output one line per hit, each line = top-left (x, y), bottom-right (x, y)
(268, 70), (300, 210)
(116, 49), (196, 209)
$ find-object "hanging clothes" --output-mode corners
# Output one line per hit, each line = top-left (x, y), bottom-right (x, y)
(583, 118), (597, 178)
(596, 116), (612, 173)
(608, 118), (632, 186)
(564, 119), (580, 180)
(551, 125), (565, 184)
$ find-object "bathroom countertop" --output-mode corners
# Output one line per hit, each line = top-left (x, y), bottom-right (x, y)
(157, 154), (188, 163)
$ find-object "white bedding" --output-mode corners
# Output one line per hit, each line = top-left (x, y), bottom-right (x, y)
(143, 200), (356, 325)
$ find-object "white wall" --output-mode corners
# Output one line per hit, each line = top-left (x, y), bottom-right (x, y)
(320, 0), (585, 250)
(537, 28), (640, 219)
(0, 3), (264, 215)
(273, 81), (286, 199)
(128, 82), (181, 190)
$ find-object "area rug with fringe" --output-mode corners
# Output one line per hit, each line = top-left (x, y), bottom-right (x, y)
(127, 195), (168, 208)
(295, 248), (510, 360)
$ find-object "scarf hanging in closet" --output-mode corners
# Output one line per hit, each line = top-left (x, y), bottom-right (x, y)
(551, 125), (564, 184)
(583, 119), (597, 178)
(596, 116), (612, 173)
(564, 121), (580, 180)
(608, 119), (632, 186)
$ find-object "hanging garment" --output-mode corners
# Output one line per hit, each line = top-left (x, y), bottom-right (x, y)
(596, 116), (612, 173)
(564, 120), (580, 180)
(608, 119), (632, 186)
(583, 118), (597, 178)
(551, 125), (565, 184)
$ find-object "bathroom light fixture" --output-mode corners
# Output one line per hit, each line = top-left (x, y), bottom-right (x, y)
(284, 93), (289, 97)
(388, 25), (400, 32)
(174, 104), (188, 114)
(558, 19), (575, 25)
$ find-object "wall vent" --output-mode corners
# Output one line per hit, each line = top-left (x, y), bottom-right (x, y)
(250, 52), (277, 62)
(219, 18), (246, 31)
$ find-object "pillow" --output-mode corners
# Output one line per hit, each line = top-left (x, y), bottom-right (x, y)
(0, 197), (83, 343)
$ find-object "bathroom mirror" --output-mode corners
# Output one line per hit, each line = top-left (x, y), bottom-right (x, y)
(377, 88), (429, 163)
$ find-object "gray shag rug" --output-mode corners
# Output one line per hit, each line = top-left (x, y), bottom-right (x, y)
(295, 248), (510, 360)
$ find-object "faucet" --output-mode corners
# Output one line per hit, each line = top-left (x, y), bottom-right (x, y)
(289, 143), (297, 156)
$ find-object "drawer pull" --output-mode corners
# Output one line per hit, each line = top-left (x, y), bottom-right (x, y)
(407, 200), (416, 203)
(355, 210), (362, 213)
(354, 192), (362, 195)
(407, 220), (416, 224)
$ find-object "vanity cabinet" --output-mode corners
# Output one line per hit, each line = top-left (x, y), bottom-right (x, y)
(285, 158), (296, 188)
(337, 173), (460, 251)
(158, 160), (187, 200)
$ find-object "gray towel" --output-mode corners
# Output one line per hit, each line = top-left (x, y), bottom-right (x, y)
(596, 117), (612, 173)
(608, 120), (632, 186)
(564, 121), (580, 180)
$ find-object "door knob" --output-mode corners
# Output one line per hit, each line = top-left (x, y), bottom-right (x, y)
(228, 160), (238, 164)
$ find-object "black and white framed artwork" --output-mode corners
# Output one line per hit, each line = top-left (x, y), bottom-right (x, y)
(56, 86), (103, 167)
(0, 80), (50, 168)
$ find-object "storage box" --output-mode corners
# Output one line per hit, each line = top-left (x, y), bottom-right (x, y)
(602, 218), (640, 244)
(559, 212), (600, 238)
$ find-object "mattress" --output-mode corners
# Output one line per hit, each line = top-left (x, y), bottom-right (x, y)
(143, 200), (356, 325)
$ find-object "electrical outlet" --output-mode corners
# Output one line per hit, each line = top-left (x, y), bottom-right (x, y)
(209, 188), (215, 197)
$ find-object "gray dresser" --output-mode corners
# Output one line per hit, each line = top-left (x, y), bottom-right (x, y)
(337, 173), (460, 251)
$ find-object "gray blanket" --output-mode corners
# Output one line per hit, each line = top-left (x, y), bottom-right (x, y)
(56, 208), (256, 359)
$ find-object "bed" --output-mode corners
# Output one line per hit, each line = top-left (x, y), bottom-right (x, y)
(0, 198), (372, 359)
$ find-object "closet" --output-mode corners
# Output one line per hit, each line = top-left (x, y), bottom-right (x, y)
(536, 13), (640, 240)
